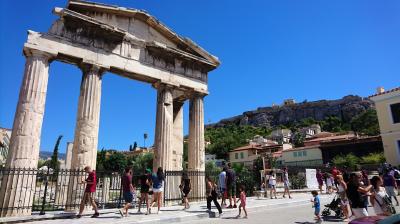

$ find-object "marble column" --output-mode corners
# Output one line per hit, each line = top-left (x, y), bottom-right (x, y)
(153, 84), (173, 171)
(70, 64), (103, 170)
(0, 49), (53, 217)
(188, 94), (205, 200)
(66, 64), (103, 211)
(172, 100), (184, 171)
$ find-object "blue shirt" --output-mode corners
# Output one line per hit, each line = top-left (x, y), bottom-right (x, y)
(314, 195), (320, 209)
(152, 173), (164, 189)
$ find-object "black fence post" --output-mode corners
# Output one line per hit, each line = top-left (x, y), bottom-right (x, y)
(39, 169), (50, 215)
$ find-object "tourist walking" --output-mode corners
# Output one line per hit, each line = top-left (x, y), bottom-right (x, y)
(268, 171), (277, 199)
(138, 169), (151, 214)
(150, 167), (165, 214)
(346, 172), (372, 218)
(236, 185), (248, 219)
(383, 169), (399, 206)
(370, 176), (394, 216)
(119, 167), (135, 217)
(336, 175), (350, 222)
(311, 190), (322, 223)
(282, 167), (292, 198)
(316, 169), (324, 194)
(226, 163), (237, 208)
(77, 166), (99, 218)
(206, 177), (223, 217)
(326, 173), (334, 194)
(181, 171), (191, 210)
(218, 167), (227, 207)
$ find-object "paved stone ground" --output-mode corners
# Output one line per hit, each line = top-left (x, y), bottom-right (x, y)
(2, 193), (399, 224)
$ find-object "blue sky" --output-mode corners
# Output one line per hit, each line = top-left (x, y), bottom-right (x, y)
(1, 0), (399, 153)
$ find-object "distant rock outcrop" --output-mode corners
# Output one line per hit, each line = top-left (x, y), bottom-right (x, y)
(207, 95), (374, 128)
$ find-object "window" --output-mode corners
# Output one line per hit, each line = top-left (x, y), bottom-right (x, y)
(303, 151), (307, 156)
(390, 103), (400, 124)
(293, 152), (297, 157)
(240, 152), (244, 159)
(235, 153), (238, 159)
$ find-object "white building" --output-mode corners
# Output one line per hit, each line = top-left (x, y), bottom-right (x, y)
(270, 129), (292, 144)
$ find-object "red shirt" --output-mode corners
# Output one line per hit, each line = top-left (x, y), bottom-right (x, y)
(85, 171), (97, 193)
(122, 173), (133, 193)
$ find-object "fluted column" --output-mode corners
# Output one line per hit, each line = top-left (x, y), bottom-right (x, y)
(0, 49), (53, 217)
(172, 100), (184, 171)
(71, 64), (103, 170)
(66, 64), (103, 211)
(153, 84), (173, 171)
(188, 94), (205, 200)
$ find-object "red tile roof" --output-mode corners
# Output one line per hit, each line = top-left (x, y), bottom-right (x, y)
(369, 87), (400, 98)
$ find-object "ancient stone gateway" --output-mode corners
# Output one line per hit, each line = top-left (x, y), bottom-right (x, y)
(0, 0), (219, 216)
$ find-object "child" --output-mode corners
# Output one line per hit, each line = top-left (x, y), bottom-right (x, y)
(236, 185), (248, 219)
(311, 190), (322, 223)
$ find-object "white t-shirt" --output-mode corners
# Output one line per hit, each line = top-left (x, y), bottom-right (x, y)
(326, 177), (334, 187)
(269, 175), (276, 186)
(373, 187), (388, 215)
(219, 171), (226, 189)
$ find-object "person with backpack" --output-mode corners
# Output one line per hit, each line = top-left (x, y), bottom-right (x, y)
(370, 176), (396, 216)
(138, 169), (151, 214)
(383, 168), (399, 206)
(119, 167), (135, 217)
(226, 163), (237, 208)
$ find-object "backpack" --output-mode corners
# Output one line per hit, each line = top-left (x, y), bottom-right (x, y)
(375, 192), (397, 215)
(394, 170), (400, 179)
(226, 169), (236, 184)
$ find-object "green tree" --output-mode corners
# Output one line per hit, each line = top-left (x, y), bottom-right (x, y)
(104, 151), (128, 172)
(50, 135), (63, 169)
(96, 148), (107, 170)
(205, 161), (221, 175)
(130, 152), (153, 172)
(351, 109), (380, 136)
(322, 116), (343, 132)
(293, 133), (305, 147)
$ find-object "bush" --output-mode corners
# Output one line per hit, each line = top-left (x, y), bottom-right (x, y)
(332, 153), (360, 169)
(236, 167), (256, 196)
(290, 174), (306, 189)
(360, 152), (385, 164)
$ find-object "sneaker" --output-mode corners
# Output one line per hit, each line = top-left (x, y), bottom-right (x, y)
(76, 214), (82, 219)
(218, 213), (223, 218)
(145, 211), (149, 215)
(157, 210), (161, 214)
(119, 209), (124, 217)
(91, 213), (100, 218)
(233, 205), (237, 208)
(243, 216), (248, 219)
(236, 215), (241, 219)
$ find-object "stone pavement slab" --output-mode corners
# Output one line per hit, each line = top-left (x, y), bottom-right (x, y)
(0, 193), (330, 224)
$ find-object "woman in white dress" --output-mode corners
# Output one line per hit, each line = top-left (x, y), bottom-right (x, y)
(269, 171), (277, 199)
(370, 176), (391, 216)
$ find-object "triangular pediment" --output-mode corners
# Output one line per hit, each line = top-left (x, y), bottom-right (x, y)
(64, 0), (220, 67)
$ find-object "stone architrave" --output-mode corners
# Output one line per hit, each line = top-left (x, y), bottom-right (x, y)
(66, 64), (103, 210)
(0, 49), (53, 216)
(188, 94), (205, 200)
(153, 84), (173, 171)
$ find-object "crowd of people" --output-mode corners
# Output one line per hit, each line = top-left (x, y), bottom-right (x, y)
(313, 165), (400, 222)
(76, 163), (248, 219)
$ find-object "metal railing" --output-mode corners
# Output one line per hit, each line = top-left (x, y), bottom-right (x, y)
(0, 168), (219, 215)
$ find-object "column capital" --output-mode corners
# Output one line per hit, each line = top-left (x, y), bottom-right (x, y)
(186, 90), (207, 100)
(79, 63), (107, 76)
(152, 81), (175, 91)
(23, 48), (55, 62)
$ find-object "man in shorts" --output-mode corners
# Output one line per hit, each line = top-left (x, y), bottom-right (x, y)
(120, 167), (135, 217)
(226, 163), (237, 208)
(77, 166), (99, 218)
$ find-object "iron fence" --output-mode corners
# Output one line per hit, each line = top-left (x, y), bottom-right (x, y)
(0, 168), (219, 215)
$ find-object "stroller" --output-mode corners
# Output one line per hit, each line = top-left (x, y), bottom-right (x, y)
(322, 194), (344, 218)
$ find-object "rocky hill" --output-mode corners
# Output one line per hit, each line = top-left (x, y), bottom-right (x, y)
(207, 95), (374, 128)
